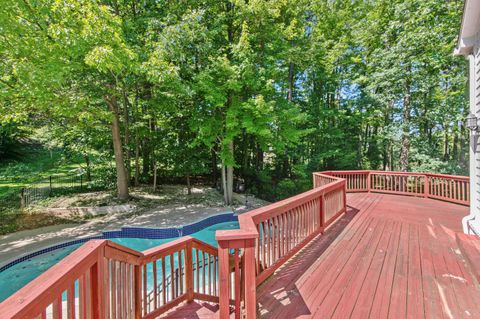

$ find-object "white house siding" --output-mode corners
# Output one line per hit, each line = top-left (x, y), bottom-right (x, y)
(468, 40), (480, 235)
(457, 0), (480, 235)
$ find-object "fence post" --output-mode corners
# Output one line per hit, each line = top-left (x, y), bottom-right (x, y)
(20, 188), (26, 208)
(424, 175), (429, 198)
(185, 241), (194, 302)
(80, 174), (83, 189)
(49, 176), (53, 195)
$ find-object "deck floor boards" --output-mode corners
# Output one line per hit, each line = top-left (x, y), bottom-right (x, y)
(257, 193), (480, 319)
(164, 193), (480, 319)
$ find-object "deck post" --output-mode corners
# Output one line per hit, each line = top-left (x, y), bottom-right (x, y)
(424, 175), (429, 198)
(185, 241), (194, 302)
(366, 171), (371, 192)
(243, 238), (257, 319)
(218, 240), (231, 319)
(134, 265), (142, 319)
(320, 194), (325, 233)
(91, 249), (106, 319)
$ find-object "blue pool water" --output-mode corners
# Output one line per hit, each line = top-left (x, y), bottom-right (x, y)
(0, 221), (239, 302)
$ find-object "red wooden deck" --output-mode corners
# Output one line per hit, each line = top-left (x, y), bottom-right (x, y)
(163, 192), (480, 319)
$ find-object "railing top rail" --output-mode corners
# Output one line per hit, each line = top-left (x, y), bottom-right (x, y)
(190, 238), (219, 255)
(317, 170), (369, 175)
(320, 170), (469, 181)
(106, 240), (144, 257)
(245, 178), (344, 223)
(216, 174), (345, 242)
(142, 236), (192, 261)
(424, 172), (469, 181)
(142, 236), (218, 262)
(370, 171), (427, 177)
(0, 240), (107, 319)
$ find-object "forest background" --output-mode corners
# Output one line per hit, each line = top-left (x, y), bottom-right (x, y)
(0, 0), (468, 207)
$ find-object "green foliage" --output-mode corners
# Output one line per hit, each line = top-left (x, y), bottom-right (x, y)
(0, 0), (469, 204)
(0, 122), (24, 159)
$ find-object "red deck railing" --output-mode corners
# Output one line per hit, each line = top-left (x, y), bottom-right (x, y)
(320, 170), (469, 206)
(0, 170), (468, 319)
(0, 237), (219, 319)
(215, 172), (347, 318)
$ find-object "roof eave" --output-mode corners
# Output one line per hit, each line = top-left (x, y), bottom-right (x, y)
(455, 0), (480, 56)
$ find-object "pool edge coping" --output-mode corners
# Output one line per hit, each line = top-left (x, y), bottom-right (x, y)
(0, 211), (238, 272)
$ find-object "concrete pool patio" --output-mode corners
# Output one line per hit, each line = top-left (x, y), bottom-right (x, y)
(0, 188), (267, 267)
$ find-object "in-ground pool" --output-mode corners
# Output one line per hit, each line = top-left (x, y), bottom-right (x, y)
(0, 219), (239, 302)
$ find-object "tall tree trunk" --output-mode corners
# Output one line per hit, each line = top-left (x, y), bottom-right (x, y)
(383, 101), (393, 171)
(460, 123), (466, 169)
(383, 141), (388, 170)
(389, 144), (394, 171)
(357, 133), (363, 168)
(224, 140), (234, 205)
(221, 159), (227, 202)
(452, 128), (459, 162)
(142, 120), (151, 177)
(363, 125), (369, 153)
(211, 148), (217, 188)
(105, 94), (129, 200)
(443, 125), (449, 161)
(186, 175), (191, 195)
(256, 142), (264, 171)
(242, 131), (249, 179)
(134, 130), (140, 186)
(123, 88), (131, 185)
(84, 154), (91, 181)
(153, 161), (157, 192)
(399, 72), (411, 172)
(221, 1), (235, 206)
(133, 83), (140, 187)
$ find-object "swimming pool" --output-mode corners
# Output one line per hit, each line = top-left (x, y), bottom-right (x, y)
(0, 218), (239, 302)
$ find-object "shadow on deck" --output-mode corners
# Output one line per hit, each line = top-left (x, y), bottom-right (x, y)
(257, 193), (480, 319)
(163, 192), (480, 319)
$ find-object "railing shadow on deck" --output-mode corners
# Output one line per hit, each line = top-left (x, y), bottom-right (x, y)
(256, 204), (360, 318)
(215, 172), (348, 319)
(214, 170), (469, 319)
(158, 300), (221, 319)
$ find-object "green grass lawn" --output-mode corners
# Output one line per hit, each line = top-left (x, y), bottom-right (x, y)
(0, 145), (82, 183)
(0, 144), (84, 234)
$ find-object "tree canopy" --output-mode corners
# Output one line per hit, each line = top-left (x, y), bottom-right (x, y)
(0, 0), (468, 202)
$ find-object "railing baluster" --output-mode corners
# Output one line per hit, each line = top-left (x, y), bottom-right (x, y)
(153, 261), (157, 309)
(142, 264), (148, 313)
(52, 296), (61, 319)
(234, 250), (241, 319)
(161, 257), (166, 306)
(170, 254), (175, 299)
(79, 274), (86, 319)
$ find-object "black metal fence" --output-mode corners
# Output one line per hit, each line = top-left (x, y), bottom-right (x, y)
(20, 171), (89, 208)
